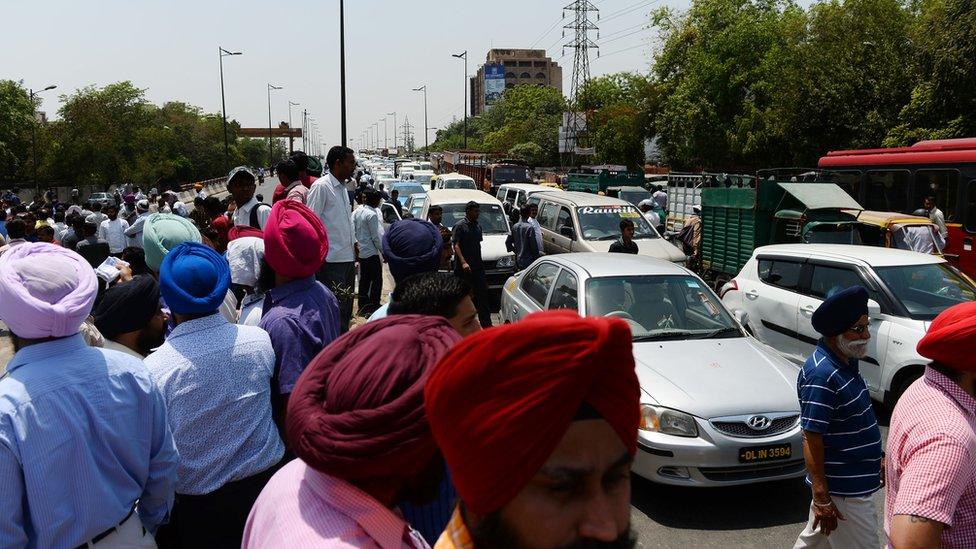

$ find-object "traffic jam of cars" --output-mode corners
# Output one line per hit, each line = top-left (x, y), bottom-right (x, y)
(361, 142), (976, 492)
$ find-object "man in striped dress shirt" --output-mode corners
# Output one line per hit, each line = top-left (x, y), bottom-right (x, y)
(794, 286), (883, 549)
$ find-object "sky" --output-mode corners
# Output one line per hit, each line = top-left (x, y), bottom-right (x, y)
(4, 0), (673, 153)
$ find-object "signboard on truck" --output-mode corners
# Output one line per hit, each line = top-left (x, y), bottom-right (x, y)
(484, 64), (506, 107)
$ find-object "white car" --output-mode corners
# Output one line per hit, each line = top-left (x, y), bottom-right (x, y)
(721, 244), (976, 406)
(501, 253), (805, 486)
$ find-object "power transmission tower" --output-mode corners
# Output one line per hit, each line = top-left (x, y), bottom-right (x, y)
(562, 0), (599, 166)
(402, 116), (415, 153)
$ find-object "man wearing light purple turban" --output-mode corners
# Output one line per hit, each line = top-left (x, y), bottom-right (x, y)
(0, 243), (178, 547)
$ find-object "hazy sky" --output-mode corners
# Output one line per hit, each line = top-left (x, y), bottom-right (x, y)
(4, 0), (672, 152)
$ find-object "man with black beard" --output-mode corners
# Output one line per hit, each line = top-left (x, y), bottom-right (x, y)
(92, 275), (168, 358)
(794, 286), (883, 548)
(425, 310), (640, 549)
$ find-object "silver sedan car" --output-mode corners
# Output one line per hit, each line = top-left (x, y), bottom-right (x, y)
(500, 253), (805, 487)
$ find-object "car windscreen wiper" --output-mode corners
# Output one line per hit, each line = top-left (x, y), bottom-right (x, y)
(692, 326), (743, 339)
(632, 331), (695, 342)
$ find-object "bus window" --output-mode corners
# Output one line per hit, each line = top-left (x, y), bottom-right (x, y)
(967, 180), (976, 233)
(866, 170), (911, 213)
(915, 170), (959, 222)
(835, 171), (862, 202)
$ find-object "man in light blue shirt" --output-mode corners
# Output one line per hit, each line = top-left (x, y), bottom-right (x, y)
(353, 189), (384, 316)
(146, 242), (284, 547)
(0, 243), (177, 547)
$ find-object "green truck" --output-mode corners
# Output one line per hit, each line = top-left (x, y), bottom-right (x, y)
(698, 175), (862, 286)
(564, 166), (646, 194)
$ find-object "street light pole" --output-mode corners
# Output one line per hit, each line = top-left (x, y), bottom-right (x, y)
(303, 109), (308, 152)
(29, 85), (57, 196)
(387, 111), (397, 152)
(288, 101), (300, 153)
(219, 47), (241, 172)
(267, 83), (282, 168)
(339, 0), (348, 146)
(381, 117), (388, 149)
(452, 51), (468, 149)
(412, 85), (429, 158)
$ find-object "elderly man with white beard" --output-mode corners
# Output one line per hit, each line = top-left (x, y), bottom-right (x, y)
(793, 286), (883, 549)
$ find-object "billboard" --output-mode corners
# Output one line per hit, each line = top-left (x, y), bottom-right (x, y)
(484, 64), (506, 107)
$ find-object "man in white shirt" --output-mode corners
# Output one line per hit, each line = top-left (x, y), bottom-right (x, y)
(652, 185), (668, 211)
(307, 146), (357, 332)
(164, 191), (189, 218)
(124, 200), (152, 248)
(352, 189), (384, 317)
(228, 167), (271, 230)
(924, 195), (948, 240)
(98, 205), (130, 255)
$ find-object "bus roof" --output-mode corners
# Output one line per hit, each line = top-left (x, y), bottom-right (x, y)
(819, 138), (976, 167)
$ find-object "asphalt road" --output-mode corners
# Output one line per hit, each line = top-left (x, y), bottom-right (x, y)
(255, 176), (888, 547)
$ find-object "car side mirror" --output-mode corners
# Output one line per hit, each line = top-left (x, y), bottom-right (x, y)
(867, 299), (882, 319)
(559, 225), (575, 239)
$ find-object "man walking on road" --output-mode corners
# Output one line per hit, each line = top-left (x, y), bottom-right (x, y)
(92, 275), (167, 359)
(452, 200), (492, 328)
(367, 218), (443, 322)
(272, 158), (308, 204)
(0, 243), (177, 547)
(353, 189), (384, 317)
(885, 301), (976, 548)
(794, 286), (883, 549)
(98, 205), (129, 255)
(308, 146), (358, 332)
(609, 219), (639, 254)
(506, 203), (540, 270)
(924, 195), (948, 240)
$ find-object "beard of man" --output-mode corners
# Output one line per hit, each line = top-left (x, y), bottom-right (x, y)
(836, 336), (869, 359)
(136, 326), (165, 356)
(469, 509), (637, 549)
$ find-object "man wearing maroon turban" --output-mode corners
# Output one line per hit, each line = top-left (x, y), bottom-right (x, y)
(243, 315), (461, 548)
(885, 302), (976, 548)
(261, 200), (340, 434)
(425, 310), (641, 548)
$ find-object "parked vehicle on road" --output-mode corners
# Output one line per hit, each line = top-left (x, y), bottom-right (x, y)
(89, 192), (115, 207)
(404, 193), (427, 218)
(419, 189), (515, 294)
(606, 185), (653, 208)
(533, 192), (685, 263)
(390, 181), (426, 199)
(495, 183), (559, 210)
(433, 173), (478, 190)
(721, 244), (976, 406)
(564, 166), (645, 194)
(500, 253), (805, 486)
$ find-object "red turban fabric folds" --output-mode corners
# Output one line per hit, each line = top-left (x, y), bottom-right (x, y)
(917, 302), (976, 372)
(228, 225), (263, 241)
(263, 200), (328, 279)
(425, 310), (641, 515)
(286, 315), (461, 481)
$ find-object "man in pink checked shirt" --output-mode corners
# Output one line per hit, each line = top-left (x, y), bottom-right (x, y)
(885, 301), (976, 548)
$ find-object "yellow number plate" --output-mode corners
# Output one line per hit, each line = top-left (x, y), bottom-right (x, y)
(738, 444), (792, 463)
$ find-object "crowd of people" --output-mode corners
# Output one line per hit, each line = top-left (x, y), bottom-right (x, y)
(1, 145), (974, 548)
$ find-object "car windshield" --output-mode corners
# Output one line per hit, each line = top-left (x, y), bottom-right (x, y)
(392, 184), (425, 196)
(442, 179), (477, 190)
(576, 206), (659, 241)
(804, 224), (864, 245)
(494, 166), (531, 183)
(585, 275), (740, 340)
(441, 203), (509, 234)
(874, 263), (976, 320)
(618, 190), (652, 207)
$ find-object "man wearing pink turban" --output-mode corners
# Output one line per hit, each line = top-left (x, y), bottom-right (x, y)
(0, 243), (178, 547)
(243, 315), (461, 548)
(261, 200), (341, 436)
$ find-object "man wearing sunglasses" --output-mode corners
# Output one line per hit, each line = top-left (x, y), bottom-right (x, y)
(793, 286), (883, 549)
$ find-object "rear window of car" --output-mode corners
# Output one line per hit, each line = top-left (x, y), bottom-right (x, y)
(757, 258), (803, 291)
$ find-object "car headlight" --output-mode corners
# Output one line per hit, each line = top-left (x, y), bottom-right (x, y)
(496, 254), (516, 269)
(639, 404), (699, 437)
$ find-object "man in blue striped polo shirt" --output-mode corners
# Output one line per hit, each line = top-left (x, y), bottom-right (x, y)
(794, 286), (883, 549)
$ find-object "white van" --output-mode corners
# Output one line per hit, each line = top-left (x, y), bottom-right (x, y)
(435, 172), (478, 190)
(495, 183), (560, 210)
(534, 191), (686, 263)
(419, 189), (516, 291)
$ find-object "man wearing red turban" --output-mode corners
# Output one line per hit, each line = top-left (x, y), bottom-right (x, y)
(243, 315), (461, 548)
(260, 200), (340, 435)
(425, 310), (641, 548)
(885, 302), (976, 548)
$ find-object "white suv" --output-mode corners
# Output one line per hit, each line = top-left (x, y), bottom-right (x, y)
(721, 244), (976, 406)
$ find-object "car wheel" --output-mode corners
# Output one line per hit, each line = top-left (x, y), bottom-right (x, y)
(886, 367), (924, 410)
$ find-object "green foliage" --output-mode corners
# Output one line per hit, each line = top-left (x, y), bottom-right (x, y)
(0, 80), (47, 181)
(578, 73), (656, 169)
(509, 142), (545, 166)
(432, 85), (565, 166)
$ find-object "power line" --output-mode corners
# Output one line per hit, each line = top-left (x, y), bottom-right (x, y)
(598, 20), (647, 41)
(599, 27), (647, 45)
(599, 41), (649, 59)
(530, 16), (566, 48)
(600, 0), (660, 24)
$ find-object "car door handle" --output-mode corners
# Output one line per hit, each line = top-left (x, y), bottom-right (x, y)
(745, 290), (759, 299)
(801, 305), (816, 315)
(512, 307), (519, 318)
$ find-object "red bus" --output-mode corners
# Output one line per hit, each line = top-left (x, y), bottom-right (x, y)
(818, 138), (976, 277)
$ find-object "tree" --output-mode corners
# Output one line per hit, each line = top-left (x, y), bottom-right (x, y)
(578, 73), (656, 169)
(482, 85), (565, 165)
(509, 142), (545, 167)
(0, 80), (41, 182)
(884, 0), (976, 144)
